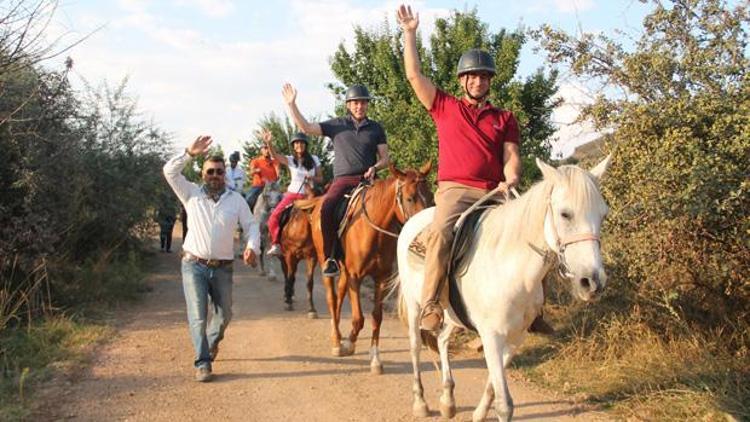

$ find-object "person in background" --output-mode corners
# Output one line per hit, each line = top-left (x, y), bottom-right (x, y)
(245, 144), (279, 211)
(263, 130), (323, 257)
(225, 151), (246, 194)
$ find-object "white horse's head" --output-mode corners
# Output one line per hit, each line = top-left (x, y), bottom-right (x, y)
(263, 181), (283, 209)
(537, 155), (611, 302)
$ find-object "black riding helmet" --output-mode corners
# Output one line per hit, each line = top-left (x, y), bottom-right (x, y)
(229, 151), (240, 162)
(456, 49), (496, 77)
(290, 132), (309, 145)
(344, 84), (372, 102)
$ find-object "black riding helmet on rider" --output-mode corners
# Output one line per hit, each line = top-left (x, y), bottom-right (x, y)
(344, 84), (372, 102)
(456, 49), (496, 102)
(290, 132), (309, 145)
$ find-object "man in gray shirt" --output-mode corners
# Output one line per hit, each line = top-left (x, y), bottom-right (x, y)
(282, 83), (390, 276)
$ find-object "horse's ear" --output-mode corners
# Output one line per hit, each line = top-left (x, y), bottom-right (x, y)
(536, 157), (561, 183)
(389, 162), (406, 180)
(418, 160), (432, 177)
(589, 154), (612, 182)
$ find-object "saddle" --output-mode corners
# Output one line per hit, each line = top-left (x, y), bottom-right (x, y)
(409, 198), (502, 332)
(290, 183), (369, 261)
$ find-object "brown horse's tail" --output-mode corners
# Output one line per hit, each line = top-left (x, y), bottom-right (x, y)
(394, 276), (439, 354)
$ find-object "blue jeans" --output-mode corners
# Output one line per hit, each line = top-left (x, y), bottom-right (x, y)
(181, 258), (234, 368)
(246, 186), (263, 211)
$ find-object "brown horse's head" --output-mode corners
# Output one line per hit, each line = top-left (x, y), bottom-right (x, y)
(389, 160), (434, 223)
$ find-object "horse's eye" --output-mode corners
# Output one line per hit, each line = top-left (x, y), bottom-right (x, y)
(406, 197), (415, 203)
(561, 211), (572, 220)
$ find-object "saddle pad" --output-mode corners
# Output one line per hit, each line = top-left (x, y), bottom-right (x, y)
(336, 183), (367, 238)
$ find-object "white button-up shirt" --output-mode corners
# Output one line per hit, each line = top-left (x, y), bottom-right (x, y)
(225, 165), (246, 192)
(163, 152), (260, 259)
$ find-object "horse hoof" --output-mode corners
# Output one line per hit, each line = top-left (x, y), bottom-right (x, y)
(340, 340), (355, 356)
(331, 346), (342, 357)
(267, 276), (276, 282)
(439, 402), (456, 419)
(307, 311), (317, 319)
(284, 303), (293, 311)
(258, 271), (267, 277)
(472, 409), (487, 422)
(370, 363), (383, 375)
(412, 402), (429, 418)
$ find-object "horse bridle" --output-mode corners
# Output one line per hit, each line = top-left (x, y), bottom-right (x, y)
(530, 192), (600, 279)
(361, 177), (429, 238)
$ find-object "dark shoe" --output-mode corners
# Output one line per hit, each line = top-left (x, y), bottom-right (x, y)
(195, 366), (212, 382)
(322, 259), (340, 277)
(209, 344), (219, 361)
(419, 301), (444, 332)
(528, 314), (555, 335)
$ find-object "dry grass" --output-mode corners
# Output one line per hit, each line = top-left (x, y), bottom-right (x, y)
(514, 314), (749, 421)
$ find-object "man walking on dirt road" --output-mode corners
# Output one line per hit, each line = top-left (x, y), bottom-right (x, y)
(163, 135), (259, 382)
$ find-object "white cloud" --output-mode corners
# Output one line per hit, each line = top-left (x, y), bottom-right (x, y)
(172, 0), (236, 18)
(52, 1), (455, 158)
(553, 0), (595, 13)
(526, 0), (595, 14)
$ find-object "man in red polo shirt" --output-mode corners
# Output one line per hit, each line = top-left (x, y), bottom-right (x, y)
(398, 5), (545, 333)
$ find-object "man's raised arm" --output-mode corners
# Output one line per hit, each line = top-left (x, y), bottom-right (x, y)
(397, 4), (437, 110)
(282, 83), (323, 136)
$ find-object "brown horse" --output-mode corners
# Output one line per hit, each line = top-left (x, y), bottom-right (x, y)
(276, 183), (320, 318)
(309, 161), (433, 373)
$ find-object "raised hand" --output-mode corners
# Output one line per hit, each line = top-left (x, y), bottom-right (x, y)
(281, 83), (297, 105)
(397, 4), (419, 31)
(187, 135), (213, 157)
(260, 129), (273, 145)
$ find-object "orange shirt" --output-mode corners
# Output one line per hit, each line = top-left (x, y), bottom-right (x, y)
(249, 156), (278, 187)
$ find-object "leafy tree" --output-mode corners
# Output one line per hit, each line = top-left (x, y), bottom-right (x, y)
(532, 0), (749, 343)
(328, 8), (560, 184)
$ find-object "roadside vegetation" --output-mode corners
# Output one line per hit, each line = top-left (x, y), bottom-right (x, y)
(0, 1), (171, 419)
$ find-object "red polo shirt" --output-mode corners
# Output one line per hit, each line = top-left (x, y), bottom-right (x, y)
(429, 89), (520, 190)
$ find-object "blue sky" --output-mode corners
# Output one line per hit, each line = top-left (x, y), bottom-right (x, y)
(48, 0), (656, 158)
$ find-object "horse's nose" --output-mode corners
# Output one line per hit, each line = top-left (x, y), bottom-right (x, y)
(580, 272), (602, 294)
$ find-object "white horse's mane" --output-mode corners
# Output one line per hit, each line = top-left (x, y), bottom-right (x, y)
(483, 165), (606, 248)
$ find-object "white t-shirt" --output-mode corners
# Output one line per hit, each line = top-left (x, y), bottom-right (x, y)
(225, 165), (246, 192)
(286, 154), (320, 194)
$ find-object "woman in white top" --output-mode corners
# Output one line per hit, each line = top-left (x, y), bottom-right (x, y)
(263, 130), (323, 256)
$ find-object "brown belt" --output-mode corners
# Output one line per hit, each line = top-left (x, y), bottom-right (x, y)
(183, 252), (233, 268)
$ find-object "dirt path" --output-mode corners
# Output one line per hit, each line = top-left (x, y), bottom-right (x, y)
(37, 234), (606, 421)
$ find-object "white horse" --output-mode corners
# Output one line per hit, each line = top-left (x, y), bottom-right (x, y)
(253, 181), (283, 280)
(395, 157), (611, 421)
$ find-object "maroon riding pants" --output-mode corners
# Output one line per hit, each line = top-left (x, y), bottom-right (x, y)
(320, 175), (362, 258)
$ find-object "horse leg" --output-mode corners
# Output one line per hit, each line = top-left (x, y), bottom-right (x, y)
(476, 332), (513, 421)
(369, 276), (386, 375)
(340, 274), (362, 357)
(323, 275), (343, 356)
(258, 241), (267, 276)
(282, 255), (296, 311)
(472, 378), (495, 422)
(305, 255), (318, 319)
(438, 323), (456, 418)
(407, 295), (429, 417)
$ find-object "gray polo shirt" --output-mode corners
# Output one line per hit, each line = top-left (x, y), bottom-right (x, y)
(320, 115), (387, 178)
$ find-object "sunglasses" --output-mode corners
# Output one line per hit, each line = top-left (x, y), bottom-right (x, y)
(205, 168), (225, 176)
